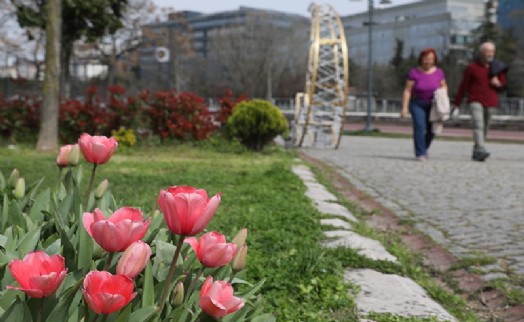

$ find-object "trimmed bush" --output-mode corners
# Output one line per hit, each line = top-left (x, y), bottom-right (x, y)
(226, 99), (288, 151)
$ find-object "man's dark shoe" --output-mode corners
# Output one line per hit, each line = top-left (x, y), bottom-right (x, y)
(472, 151), (490, 161)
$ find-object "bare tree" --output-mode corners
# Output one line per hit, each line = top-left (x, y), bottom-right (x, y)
(36, 0), (60, 151)
(208, 13), (308, 98)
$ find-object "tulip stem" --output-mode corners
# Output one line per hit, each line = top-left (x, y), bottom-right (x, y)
(103, 252), (114, 271)
(85, 163), (98, 211)
(67, 167), (74, 193)
(157, 235), (185, 315)
(36, 298), (43, 322)
(57, 167), (62, 191)
(228, 272), (237, 284)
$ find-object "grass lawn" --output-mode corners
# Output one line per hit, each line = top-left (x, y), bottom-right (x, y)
(0, 141), (483, 321)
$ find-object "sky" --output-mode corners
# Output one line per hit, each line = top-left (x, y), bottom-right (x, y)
(151, 0), (420, 17)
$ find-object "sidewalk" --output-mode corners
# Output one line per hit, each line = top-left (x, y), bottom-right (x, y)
(345, 121), (524, 142)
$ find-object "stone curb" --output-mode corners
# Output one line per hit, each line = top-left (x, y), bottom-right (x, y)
(292, 164), (457, 321)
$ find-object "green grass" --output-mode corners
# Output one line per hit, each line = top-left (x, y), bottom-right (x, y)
(0, 142), (355, 322)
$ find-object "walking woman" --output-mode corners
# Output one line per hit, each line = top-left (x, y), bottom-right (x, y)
(401, 48), (447, 161)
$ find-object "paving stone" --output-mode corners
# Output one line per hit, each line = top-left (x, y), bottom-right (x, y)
(323, 230), (397, 262)
(291, 165), (316, 182)
(304, 182), (338, 202)
(345, 269), (457, 321)
(315, 200), (358, 222)
(321, 218), (352, 230)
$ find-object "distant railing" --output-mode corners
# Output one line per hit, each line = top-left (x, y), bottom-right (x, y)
(208, 96), (524, 117)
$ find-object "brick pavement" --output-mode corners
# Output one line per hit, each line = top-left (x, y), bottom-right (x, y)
(302, 136), (524, 279)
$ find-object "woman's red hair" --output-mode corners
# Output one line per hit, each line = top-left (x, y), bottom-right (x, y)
(418, 48), (438, 65)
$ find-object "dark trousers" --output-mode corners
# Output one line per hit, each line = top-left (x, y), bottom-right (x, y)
(409, 99), (434, 157)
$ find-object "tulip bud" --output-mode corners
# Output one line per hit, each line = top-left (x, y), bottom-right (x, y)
(171, 282), (184, 307)
(7, 168), (19, 188)
(94, 179), (109, 199)
(116, 240), (152, 278)
(232, 244), (248, 273)
(13, 178), (25, 200)
(68, 144), (80, 166)
(231, 228), (248, 249)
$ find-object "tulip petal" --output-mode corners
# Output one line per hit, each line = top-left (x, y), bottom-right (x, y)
(7, 285), (45, 298)
(201, 295), (228, 318)
(159, 191), (183, 234)
(109, 207), (144, 223)
(90, 221), (126, 252)
(190, 194), (220, 235)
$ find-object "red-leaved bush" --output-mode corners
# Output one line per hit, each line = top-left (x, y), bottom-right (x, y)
(1, 86), (244, 144)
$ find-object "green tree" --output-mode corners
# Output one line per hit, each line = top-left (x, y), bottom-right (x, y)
(11, 0), (129, 98)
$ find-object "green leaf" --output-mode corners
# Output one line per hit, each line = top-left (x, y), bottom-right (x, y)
(128, 306), (157, 322)
(46, 277), (84, 322)
(28, 188), (50, 222)
(17, 227), (41, 255)
(237, 279), (265, 301)
(8, 201), (26, 231)
(1, 194), (8, 231)
(0, 296), (33, 322)
(250, 314), (276, 322)
(0, 234), (7, 248)
(77, 222), (93, 270)
(0, 171), (5, 190)
(142, 262), (155, 307)
(112, 303), (132, 322)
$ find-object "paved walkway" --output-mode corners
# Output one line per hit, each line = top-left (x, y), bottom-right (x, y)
(345, 121), (524, 142)
(302, 136), (524, 278)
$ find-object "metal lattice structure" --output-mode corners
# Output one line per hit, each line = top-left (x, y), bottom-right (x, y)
(294, 3), (349, 149)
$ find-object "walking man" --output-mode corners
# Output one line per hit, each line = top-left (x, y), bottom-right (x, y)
(453, 42), (507, 161)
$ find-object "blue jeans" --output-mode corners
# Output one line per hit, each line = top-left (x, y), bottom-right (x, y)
(409, 99), (434, 157)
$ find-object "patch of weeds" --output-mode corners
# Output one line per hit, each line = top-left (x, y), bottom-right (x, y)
(486, 277), (524, 306)
(365, 313), (443, 322)
(450, 254), (497, 271)
(397, 218), (417, 227)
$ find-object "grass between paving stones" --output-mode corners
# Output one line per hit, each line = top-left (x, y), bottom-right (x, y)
(307, 164), (483, 322)
(0, 141), (358, 322)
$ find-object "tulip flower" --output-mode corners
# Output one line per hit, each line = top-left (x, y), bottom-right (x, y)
(7, 251), (67, 298)
(232, 244), (248, 273)
(56, 144), (79, 167)
(83, 207), (151, 252)
(158, 186), (221, 236)
(82, 271), (136, 315)
(231, 228), (248, 249)
(116, 241), (152, 278)
(171, 282), (184, 307)
(7, 168), (19, 188)
(78, 133), (118, 165)
(13, 178), (25, 199)
(199, 276), (244, 318)
(185, 231), (238, 268)
(94, 179), (109, 199)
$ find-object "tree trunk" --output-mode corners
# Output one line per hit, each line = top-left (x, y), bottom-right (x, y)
(60, 42), (72, 99)
(36, 0), (61, 151)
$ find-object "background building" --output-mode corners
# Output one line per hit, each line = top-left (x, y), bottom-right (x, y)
(497, 0), (524, 51)
(140, 7), (309, 97)
(342, 0), (484, 65)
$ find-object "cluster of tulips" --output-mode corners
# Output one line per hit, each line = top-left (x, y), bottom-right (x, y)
(3, 134), (260, 322)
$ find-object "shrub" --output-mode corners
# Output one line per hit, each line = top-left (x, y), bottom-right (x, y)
(146, 91), (216, 141)
(214, 90), (248, 127)
(0, 95), (40, 143)
(226, 99), (289, 151)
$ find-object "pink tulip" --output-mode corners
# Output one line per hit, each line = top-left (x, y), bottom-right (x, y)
(185, 232), (237, 268)
(82, 271), (136, 315)
(157, 186), (221, 236)
(57, 144), (79, 167)
(83, 207), (151, 252)
(199, 276), (244, 318)
(7, 251), (67, 298)
(116, 241), (152, 278)
(78, 133), (118, 165)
